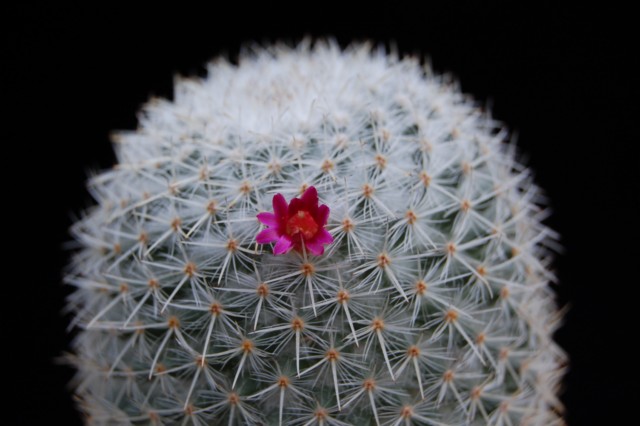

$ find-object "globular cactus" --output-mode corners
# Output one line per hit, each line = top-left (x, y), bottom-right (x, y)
(66, 41), (566, 425)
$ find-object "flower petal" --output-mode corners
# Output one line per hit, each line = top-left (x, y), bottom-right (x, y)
(272, 193), (288, 221)
(273, 235), (294, 255)
(256, 228), (280, 244)
(304, 240), (325, 256)
(300, 186), (318, 206)
(257, 212), (278, 227)
(288, 197), (303, 216)
(300, 186), (319, 216)
(313, 228), (334, 245)
(316, 204), (330, 226)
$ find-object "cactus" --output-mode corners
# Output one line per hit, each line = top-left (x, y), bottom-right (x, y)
(66, 42), (566, 425)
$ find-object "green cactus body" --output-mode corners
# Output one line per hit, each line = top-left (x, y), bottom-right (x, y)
(67, 42), (565, 425)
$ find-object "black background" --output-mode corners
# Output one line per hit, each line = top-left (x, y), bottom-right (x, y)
(5, 3), (636, 424)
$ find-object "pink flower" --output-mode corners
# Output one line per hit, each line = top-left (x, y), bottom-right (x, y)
(256, 186), (334, 255)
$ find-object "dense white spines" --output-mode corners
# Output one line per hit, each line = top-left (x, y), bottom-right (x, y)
(67, 42), (565, 425)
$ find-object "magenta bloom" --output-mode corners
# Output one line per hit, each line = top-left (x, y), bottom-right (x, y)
(256, 186), (334, 256)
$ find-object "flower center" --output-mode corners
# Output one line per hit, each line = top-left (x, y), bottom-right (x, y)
(286, 210), (319, 240)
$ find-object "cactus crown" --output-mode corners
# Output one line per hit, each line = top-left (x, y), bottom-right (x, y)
(67, 42), (565, 425)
